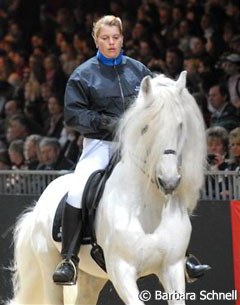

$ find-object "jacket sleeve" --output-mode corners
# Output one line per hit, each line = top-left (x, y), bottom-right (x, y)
(64, 72), (102, 134)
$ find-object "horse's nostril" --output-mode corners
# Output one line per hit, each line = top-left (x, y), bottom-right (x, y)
(157, 176), (165, 189)
(176, 175), (181, 187)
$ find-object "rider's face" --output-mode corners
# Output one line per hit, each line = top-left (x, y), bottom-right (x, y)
(95, 25), (123, 59)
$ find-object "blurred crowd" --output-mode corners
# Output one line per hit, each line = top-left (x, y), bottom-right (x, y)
(0, 0), (239, 172)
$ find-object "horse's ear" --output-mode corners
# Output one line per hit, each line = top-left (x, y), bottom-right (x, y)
(140, 76), (152, 96)
(176, 71), (187, 90)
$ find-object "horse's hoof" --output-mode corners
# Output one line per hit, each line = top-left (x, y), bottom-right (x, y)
(52, 259), (78, 285)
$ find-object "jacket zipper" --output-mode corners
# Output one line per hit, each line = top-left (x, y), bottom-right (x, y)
(114, 65), (125, 111)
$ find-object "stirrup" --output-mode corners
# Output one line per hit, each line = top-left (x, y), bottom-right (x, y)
(54, 258), (78, 286)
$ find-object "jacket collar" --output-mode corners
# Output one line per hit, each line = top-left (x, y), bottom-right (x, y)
(96, 50), (124, 66)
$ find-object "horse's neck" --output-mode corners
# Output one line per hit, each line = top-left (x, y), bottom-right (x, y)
(137, 188), (166, 233)
(122, 162), (167, 233)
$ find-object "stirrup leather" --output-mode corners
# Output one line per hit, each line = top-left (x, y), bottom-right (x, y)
(54, 258), (78, 286)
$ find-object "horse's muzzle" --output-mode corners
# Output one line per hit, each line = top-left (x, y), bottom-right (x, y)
(157, 175), (181, 194)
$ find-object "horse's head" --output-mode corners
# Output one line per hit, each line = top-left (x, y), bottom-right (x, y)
(138, 71), (188, 194)
(118, 70), (206, 201)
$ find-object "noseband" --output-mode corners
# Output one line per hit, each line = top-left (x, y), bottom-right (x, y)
(163, 149), (177, 155)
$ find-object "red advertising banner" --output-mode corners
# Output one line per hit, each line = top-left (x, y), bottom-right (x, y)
(231, 200), (240, 305)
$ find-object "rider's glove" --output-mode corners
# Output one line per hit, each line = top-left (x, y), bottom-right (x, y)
(98, 114), (119, 132)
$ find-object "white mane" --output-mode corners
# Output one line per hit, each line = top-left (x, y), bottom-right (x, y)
(116, 72), (206, 212)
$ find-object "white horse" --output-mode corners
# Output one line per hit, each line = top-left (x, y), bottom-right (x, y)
(8, 71), (206, 305)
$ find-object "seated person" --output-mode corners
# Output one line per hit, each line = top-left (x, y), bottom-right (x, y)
(8, 139), (28, 170)
(24, 134), (42, 169)
(205, 126), (229, 199)
(227, 127), (240, 171)
(206, 126), (229, 170)
(207, 84), (239, 132)
(37, 137), (74, 170)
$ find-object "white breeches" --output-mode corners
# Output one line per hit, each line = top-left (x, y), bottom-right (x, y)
(67, 138), (115, 208)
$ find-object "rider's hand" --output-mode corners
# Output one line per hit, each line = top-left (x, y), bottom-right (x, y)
(98, 114), (119, 132)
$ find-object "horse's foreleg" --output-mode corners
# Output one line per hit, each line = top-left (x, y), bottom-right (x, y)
(107, 259), (144, 305)
(70, 270), (107, 305)
(158, 260), (186, 305)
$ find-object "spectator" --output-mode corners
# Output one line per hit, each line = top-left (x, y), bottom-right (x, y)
(4, 98), (22, 118)
(207, 84), (239, 132)
(6, 114), (30, 144)
(8, 48), (27, 79)
(153, 46), (184, 79)
(3, 20), (23, 49)
(200, 13), (214, 39)
(30, 33), (45, 52)
(59, 38), (78, 76)
(43, 53), (67, 98)
(205, 33), (228, 64)
(23, 80), (41, 106)
(228, 127), (240, 171)
(0, 79), (14, 108)
(37, 137), (74, 170)
(206, 126), (229, 170)
(7, 72), (23, 99)
(196, 56), (219, 94)
(188, 36), (209, 60)
(24, 134), (42, 169)
(38, 82), (54, 122)
(44, 94), (64, 138)
(177, 19), (193, 55)
(222, 20), (238, 47)
(0, 98), (23, 143)
(205, 126), (229, 199)
(8, 139), (27, 169)
(55, 7), (77, 37)
(221, 53), (240, 109)
(0, 51), (14, 81)
(27, 53), (45, 84)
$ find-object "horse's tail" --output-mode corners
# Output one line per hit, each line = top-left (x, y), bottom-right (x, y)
(9, 204), (43, 304)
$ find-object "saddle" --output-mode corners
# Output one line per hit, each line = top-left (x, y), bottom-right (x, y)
(52, 153), (119, 271)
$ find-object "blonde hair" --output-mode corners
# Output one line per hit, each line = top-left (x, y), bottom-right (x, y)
(92, 15), (123, 41)
(229, 127), (240, 143)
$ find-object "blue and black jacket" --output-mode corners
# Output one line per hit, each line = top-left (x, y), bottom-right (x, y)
(64, 51), (152, 141)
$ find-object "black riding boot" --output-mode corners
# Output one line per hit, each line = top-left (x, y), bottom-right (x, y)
(185, 253), (211, 283)
(52, 203), (83, 285)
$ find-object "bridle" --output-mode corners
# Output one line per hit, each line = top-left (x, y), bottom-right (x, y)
(128, 148), (178, 189)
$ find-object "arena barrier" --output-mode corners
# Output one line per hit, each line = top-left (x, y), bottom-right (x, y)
(0, 170), (239, 304)
(0, 170), (239, 200)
